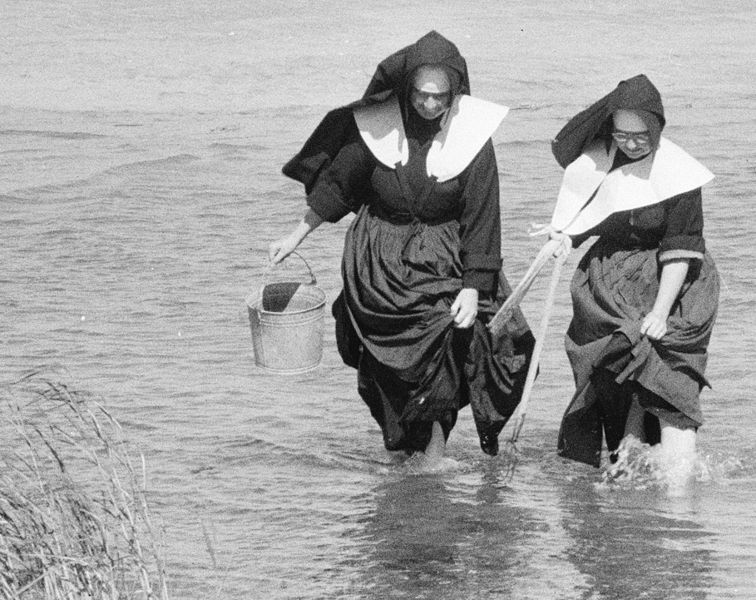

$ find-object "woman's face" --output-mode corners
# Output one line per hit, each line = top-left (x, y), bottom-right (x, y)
(410, 66), (452, 120)
(612, 109), (653, 159)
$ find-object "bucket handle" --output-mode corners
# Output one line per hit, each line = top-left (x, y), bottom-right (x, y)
(254, 251), (318, 309)
(264, 251), (317, 286)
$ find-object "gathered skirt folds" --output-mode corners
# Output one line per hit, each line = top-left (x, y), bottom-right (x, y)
(557, 238), (720, 466)
(332, 204), (535, 455)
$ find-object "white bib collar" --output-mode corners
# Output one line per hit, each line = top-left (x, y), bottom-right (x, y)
(353, 95), (509, 183)
(550, 137), (714, 235)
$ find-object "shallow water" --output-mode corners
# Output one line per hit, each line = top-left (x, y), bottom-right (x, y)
(2, 1), (756, 598)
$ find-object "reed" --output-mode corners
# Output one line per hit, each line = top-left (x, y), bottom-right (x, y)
(0, 367), (169, 600)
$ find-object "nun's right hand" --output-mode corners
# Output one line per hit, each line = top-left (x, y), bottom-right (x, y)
(268, 235), (299, 265)
(548, 231), (572, 258)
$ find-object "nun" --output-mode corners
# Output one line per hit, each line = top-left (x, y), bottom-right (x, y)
(548, 75), (719, 485)
(269, 31), (534, 458)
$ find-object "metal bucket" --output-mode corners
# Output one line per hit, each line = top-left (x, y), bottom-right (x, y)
(246, 253), (326, 374)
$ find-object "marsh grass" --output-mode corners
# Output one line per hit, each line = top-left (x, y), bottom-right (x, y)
(0, 367), (169, 599)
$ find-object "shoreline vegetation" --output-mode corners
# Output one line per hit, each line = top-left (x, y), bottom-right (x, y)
(0, 368), (169, 599)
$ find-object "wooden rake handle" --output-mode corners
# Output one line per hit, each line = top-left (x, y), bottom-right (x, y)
(508, 249), (568, 444)
(488, 239), (562, 338)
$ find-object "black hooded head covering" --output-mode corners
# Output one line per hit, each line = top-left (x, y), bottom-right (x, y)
(362, 30), (469, 108)
(551, 74), (665, 169)
(283, 31), (469, 191)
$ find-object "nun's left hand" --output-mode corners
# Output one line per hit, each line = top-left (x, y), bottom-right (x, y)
(450, 288), (479, 329)
(640, 311), (668, 340)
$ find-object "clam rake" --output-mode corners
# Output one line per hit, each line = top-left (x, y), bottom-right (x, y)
(488, 238), (562, 338)
(489, 240), (569, 473)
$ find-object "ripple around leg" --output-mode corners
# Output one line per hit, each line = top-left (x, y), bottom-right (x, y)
(402, 451), (462, 474)
(597, 431), (749, 496)
(597, 434), (691, 493)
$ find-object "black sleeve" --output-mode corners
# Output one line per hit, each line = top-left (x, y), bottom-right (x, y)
(658, 187), (705, 261)
(458, 139), (503, 294)
(305, 119), (373, 223)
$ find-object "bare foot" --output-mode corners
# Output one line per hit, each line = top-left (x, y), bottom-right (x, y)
(423, 421), (446, 460)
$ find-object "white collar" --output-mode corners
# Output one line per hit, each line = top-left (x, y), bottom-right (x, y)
(550, 137), (714, 235)
(353, 95), (508, 183)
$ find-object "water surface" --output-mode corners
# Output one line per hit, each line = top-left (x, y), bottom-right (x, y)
(2, 1), (755, 598)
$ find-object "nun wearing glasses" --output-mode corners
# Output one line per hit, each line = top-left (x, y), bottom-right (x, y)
(548, 75), (719, 484)
(269, 31), (534, 459)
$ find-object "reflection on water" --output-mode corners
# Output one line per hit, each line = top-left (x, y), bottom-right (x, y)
(356, 471), (534, 598)
(560, 477), (715, 600)
(361, 476), (465, 593)
(349, 458), (590, 600)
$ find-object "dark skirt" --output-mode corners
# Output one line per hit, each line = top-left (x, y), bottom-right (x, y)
(333, 204), (535, 455)
(557, 238), (719, 466)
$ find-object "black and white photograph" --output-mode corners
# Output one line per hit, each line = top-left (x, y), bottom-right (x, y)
(2, 1), (754, 598)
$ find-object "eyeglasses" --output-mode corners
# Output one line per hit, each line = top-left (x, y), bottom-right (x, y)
(611, 130), (651, 146)
(411, 87), (452, 106)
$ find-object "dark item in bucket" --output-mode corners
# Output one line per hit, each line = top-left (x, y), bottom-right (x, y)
(246, 253), (326, 374)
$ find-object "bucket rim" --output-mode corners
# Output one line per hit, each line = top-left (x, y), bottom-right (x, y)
(245, 289), (326, 317)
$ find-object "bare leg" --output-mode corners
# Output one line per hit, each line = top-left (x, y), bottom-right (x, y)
(615, 398), (697, 493)
(659, 422), (697, 494)
(423, 421), (446, 459)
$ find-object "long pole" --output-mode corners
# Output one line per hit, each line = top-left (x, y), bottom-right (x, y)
(509, 249), (567, 444)
(488, 239), (560, 338)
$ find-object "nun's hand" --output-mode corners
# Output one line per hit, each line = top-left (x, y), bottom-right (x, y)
(268, 235), (299, 264)
(640, 311), (667, 340)
(549, 231), (572, 258)
(529, 223), (571, 257)
(450, 288), (479, 329)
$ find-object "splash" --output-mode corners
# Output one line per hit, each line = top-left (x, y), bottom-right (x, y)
(400, 450), (464, 475)
(599, 435), (700, 495)
(597, 436), (682, 494)
(695, 451), (747, 484)
(597, 435), (747, 496)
